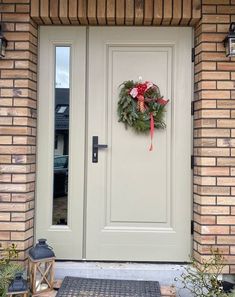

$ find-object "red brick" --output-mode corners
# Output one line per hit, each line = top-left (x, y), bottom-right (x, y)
(201, 225), (229, 235)
(201, 206), (230, 215)
(218, 63), (235, 71)
(218, 216), (235, 224)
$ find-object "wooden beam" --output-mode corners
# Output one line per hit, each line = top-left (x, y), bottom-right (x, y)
(78, 0), (88, 24)
(41, 0), (52, 24)
(144, 0), (154, 25)
(97, 0), (106, 25)
(59, 0), (70, 24)
(162, 0), (172, 25)
(153, 0), (162, 25)
(135, 0), (144, 25)
(116, 0), (125, 25)
(31, 0), (42, 24)
(171, 0), (182, 25)
(180, 0), (191, 25)
(68, 0), (79, 24)
(106, 0), (115, 25)
(30, 0), (201, 27)
(50, 0), (61, 24)
(125, 0), (134, 25)
(88, 0), (97, 24)
(190, 0), (201, 25)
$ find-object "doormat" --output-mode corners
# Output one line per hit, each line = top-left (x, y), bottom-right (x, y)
(56, 276), (161, 297)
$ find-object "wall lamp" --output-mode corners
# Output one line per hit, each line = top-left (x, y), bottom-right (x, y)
(0, 24), (8, 58)
(224, 23), (235, 57)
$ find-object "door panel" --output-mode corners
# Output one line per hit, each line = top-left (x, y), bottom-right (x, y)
(86, 27), (192, 261)
(109, 46), (171, 225)
(36, 27), (86, 259)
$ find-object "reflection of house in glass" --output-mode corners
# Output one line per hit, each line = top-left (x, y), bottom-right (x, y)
(55, 88), (69, 156)
(53, 88), (69, 225)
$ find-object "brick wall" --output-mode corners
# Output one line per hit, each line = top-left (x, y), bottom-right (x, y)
(1, 0), (235, 271)
(0, 1), (37, 261)
(194, 0), (235, 273)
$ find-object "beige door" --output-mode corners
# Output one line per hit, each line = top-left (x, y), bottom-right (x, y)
(36, 27), (192, 261)
(86, 27), (192, 261)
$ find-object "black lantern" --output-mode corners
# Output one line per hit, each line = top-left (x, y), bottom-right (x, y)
(28, 239), (56, 295)
(7, 272), (29, 297)
(0, 24), (8, 58)
(224, 23), (235, 57)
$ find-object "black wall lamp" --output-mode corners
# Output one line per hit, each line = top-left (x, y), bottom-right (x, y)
(0, 24), (8, 58)
(224, 23), (235, 57)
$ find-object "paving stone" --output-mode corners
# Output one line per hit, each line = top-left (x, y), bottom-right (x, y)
(32, 290), (57, 297)
(160, 286), (176, 296)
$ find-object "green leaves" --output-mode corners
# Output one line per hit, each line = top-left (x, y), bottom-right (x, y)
(117, 80), (168, 133)
(176, 249), (231, 297)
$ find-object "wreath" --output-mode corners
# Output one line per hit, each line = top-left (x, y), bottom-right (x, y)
(117, 80), (169, 150)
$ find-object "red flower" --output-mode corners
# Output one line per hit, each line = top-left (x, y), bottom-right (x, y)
(136, 83), (148, 95)
(157, 98), (169, 106)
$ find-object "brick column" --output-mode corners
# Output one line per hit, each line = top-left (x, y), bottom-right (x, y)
(194, 0), (235, 273)
(0, 1), (37, 261)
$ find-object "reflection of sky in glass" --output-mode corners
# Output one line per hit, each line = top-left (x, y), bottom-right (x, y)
(56, 47), (70, 88)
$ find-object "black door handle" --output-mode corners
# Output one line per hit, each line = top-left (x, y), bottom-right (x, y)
(92, 136), (108, 163)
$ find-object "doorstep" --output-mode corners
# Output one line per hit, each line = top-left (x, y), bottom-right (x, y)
(55, 262), (186, 284)
(52, 262), (185, 296)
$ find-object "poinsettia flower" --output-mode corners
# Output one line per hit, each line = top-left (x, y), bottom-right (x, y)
(136, 83), (147, 95)
(157, 98), (169, 106)
(130, 87), (138, 98)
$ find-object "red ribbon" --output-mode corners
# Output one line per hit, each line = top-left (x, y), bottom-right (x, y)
(149, 113), (154, 151)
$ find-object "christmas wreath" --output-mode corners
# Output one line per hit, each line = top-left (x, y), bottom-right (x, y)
(117, 80), (169, 150)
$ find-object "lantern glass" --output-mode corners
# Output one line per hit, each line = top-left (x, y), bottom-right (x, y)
(29, 257), (55, 295)
(229, 38), (235, 56)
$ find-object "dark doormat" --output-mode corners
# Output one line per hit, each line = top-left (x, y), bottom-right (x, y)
(56, 276), (161, 297)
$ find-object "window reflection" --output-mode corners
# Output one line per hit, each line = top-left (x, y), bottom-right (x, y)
(53, 47), (70, 225)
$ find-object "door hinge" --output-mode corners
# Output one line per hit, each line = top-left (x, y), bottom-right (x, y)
(191, 220), (194, 235)
(192, 47), (195, 63)
(191, 155), (194, 169)
(191, 101), (195, 116)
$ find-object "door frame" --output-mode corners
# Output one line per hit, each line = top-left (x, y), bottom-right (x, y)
(35, 26), (194, 261)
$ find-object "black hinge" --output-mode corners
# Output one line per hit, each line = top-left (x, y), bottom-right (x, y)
(191, 220), (194, 235)
(192, 47), (195, 63)
(191, 155), (194, 169)
(191, 101), (195, 116)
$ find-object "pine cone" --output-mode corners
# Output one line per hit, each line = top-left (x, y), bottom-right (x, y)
(138, 100), (145, 113)
(137, 95), (145, 113)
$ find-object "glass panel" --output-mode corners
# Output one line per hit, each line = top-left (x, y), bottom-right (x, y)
(52, 47), (70, 225)
(230, 38), (235, 55)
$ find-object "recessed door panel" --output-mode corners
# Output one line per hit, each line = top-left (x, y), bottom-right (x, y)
(109, 46), (171, 226)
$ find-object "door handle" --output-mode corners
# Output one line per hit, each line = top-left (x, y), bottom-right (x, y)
(92, 136), (108, 163)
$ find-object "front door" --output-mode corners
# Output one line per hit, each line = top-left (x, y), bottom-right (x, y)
(36, 26), (192, 261)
